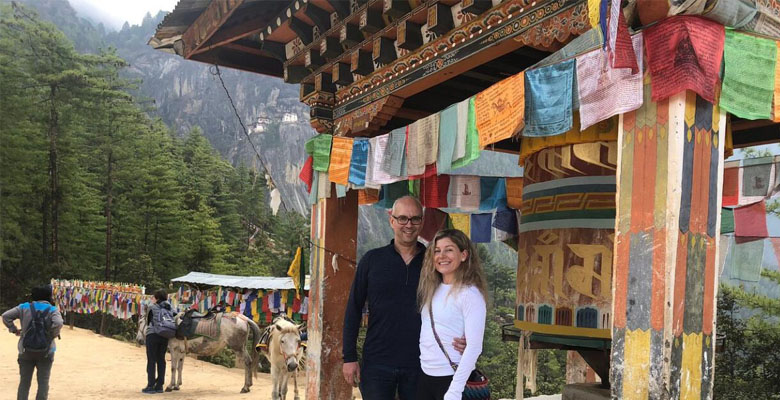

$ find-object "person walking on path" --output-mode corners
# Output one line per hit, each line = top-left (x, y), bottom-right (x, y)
(416, 229), (487, 400)
(2, 284), (64, 400)
(142, 289), (176, 394)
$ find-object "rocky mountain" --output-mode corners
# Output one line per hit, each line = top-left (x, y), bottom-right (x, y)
(14, 0), (523, 258)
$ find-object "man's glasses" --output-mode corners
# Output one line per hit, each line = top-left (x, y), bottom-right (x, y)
(392, 215), (423, 225)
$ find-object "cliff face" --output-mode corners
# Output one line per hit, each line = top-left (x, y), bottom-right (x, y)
(20, 0), (394, 251)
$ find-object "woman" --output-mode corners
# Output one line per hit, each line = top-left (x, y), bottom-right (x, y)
(417, 229), (488, 400)
(143, 289), (175, 394)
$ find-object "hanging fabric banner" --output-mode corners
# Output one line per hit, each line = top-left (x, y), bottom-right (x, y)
(382, 127), (408, 177)
(524, 60), (576, 137)
(576, 33), (643, 130)
(299, 156), (314, 192)
(420, 174), (450, 209)
(734, 200), (769, 238)
(451, 98), (480, 169)
(349, 138), (370, 187)
(449, 213), (471, 237)
(479, 177), (507, 211)
(449, 175), (481, 211)
(328, 137), (354, 186)
(304, 134), (333, 172)
(475, 71), (525, 147)
(437, 104), (459, 173)
(470, 213), (493, 243)
(720, 30), (777, 120)
(644, 16), (725, 103)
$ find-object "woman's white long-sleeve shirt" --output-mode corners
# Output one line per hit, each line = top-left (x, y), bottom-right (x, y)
(419, 284), (486, 400)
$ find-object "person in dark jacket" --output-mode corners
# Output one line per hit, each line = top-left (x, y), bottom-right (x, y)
(342, 196), (465, 400)
(2, 284), (63, 400)
(143, 289), (175, 394)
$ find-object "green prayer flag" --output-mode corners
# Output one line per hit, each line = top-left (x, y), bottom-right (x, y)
(720, 30), (777, 120)
(305, 135), (333, 172)
(451, 97), (480, 169)
(721, 208), (734, 234)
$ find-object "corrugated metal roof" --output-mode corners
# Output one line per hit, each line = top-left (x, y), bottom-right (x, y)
(171, 271), (310, 290)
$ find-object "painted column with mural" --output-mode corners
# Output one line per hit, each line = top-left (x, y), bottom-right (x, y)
(611, 85), (726, 399)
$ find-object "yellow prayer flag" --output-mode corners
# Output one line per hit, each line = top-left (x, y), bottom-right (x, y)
(287, 247), (302, 299)
(450, 214), (471, 238)
(587, 0), (600, 28)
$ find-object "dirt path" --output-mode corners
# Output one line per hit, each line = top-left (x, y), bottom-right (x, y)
(0, 326), (305, 400)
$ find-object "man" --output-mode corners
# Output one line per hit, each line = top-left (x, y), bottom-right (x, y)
(3, 285), (63, 400)
(343, 196), (464, 399)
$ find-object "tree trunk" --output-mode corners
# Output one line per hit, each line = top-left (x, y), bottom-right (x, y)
(105, 149), (113, 284)
(48, 84), (60, 272)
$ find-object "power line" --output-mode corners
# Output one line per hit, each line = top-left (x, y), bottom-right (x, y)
(209, 64), (288, 213)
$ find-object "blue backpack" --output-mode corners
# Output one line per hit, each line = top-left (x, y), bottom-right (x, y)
(22, 303), (52, 353)
(150, 303), (177, 339)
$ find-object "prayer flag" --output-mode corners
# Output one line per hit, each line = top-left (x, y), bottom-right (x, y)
(308, 171), (320, 205)
(299, 156), (314, 192)
(728, 238), (765, 282)
(450, 213), (471, 237)
(420, 174), (449, 209)
(453, 99), (469, 162)
(305, 134), (333, 172)
(493, 209), (518, 234)
(609, 1), (638, 72)
(358, 188), (380, 205)
(480, 177), (507, 211)
(287, 247), (303, 299)
(376, 181), (410, 209)
(524, 60), (575, 137)
(349, 138), (370, 187)
(368, 134), (402, 185)
(471, 213), (493, 243)
(451, 98), (480, 169)
(721, 208), (735, 234)
(721, 30), (777, 120)
(742, 157), (774, 198)
(734, 200), (769, 238)
(420, 207), (449, 243)
(407, 114), (440, 175)
(644, 16), (724, 103)
(774, 42), (780, 122)
(449, 175), (480, 211)
(382, 128), (407, 177)
(329, 137), (353, 186)
(576, 33), (643, 130)
(437, 104), (458, 173)
(475, 71), (525, 146)
(722, 161), (740, 206)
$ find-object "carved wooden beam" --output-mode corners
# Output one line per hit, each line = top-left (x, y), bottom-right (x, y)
(350, 49), (374, 75)
(359, 8), (384, 35)
(261, 40), (287, 61)
(329, 0), (351, 18)
(285, 64), (309, 83)
(333, 62), (353, 85)
(316, 72), (337, 93)
(290, 16), (314, 45)
(397, 18), (422, 50)
(383, 0), (411, 21)
(300, 82), (315, 98)
(427, 3), (453, 35)
(461, 0), (492, 14)
(340, 23), (364, 49)
(373, 36), (397, 64)
(320, 36), (343, 60)
(304, 3), (332, 32)
(305, 49), (326, 70)
(182, 0), (246, 58)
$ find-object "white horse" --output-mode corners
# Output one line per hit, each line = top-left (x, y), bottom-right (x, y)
(259, 317), (304, 400)
(137, 311), (262, 393)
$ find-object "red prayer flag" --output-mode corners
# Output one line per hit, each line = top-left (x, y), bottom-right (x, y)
(722, 165), (739, 206)
(611, 9), (638, 72)
(771, 238), (780, 268)
(299, 156), (314, 192)
(734, 200), (769, 238)
(644, 16), (725, 103)
(420, 208), (449, 243)
(292, 297), (301, 313)
(409, 163), (438, 180)
(420, 174), (450, 208)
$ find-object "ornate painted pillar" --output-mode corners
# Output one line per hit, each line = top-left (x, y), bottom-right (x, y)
(306, 189), (358, 400)
(611, 86), (725, 399)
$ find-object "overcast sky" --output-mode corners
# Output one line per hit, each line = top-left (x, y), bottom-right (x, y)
(69, 0), (179, 31)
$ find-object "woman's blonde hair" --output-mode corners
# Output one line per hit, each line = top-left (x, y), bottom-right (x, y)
(417, 229), (488, 311)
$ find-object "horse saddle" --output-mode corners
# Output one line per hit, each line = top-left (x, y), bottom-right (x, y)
(177, 309), (220, 340)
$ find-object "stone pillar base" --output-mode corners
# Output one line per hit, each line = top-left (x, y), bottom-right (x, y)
(562, 383), (610, 400)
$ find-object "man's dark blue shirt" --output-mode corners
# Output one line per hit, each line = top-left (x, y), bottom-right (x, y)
(343, 240), (425, 367)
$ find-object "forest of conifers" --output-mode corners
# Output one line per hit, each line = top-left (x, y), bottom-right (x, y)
(0, 4), (308, 307)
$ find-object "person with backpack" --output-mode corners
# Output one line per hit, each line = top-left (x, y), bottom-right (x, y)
(2, 284), (63, 400)
(143, 289), (177, 394)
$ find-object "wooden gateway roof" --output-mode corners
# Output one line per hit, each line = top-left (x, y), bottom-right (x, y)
(150, 0), (780, 148)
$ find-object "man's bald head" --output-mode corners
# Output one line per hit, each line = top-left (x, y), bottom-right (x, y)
(391, 196), (423, 216)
